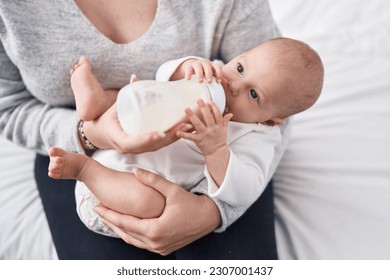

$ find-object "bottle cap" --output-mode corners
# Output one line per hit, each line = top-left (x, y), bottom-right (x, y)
(205, 79), (226, 112)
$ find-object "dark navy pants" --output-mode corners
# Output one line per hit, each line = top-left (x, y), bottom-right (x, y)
(35, 154), (277, 260)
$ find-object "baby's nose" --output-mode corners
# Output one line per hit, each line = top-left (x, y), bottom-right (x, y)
(226, 80), (240, 97)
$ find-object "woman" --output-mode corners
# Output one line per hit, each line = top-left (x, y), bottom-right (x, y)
(0, 0), (287, 259)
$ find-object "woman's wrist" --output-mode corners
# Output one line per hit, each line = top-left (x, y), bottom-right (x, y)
(77, 120), (100, 150)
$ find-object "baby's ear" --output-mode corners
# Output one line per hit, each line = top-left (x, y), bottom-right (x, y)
(263, 117), (285, 126)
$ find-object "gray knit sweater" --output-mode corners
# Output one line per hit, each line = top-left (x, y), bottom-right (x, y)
(0, 0), (284, 231)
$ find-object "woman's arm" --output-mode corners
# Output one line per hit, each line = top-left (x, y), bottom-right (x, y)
(80, 103), (186, 154)
(94, 119), (289, 254)
(0, 40), (83, 154)
(94, 167), (221, 256)
(0, 39), (176, 155)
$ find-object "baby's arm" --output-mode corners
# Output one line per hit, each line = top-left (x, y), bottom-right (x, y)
(177, 100), (233, 187)
(48, 147), (165, 218)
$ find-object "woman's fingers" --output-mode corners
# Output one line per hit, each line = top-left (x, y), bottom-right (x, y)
(94, 170), (221, 255)
(132, 167), (179, 197)
(101, 215), (173, 255)
(94, 204), (163, 253)
(100, 217), (149, 248)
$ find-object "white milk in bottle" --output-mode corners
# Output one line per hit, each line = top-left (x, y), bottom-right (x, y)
(117, 77), (225, 136)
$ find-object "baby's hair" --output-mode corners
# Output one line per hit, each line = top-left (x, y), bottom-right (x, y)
(264, 37), (324, 118)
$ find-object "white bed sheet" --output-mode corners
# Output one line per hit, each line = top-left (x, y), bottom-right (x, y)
(0, 137), (57, 259)
(270, 0), (390, 259)
(1, 0), (389, 260)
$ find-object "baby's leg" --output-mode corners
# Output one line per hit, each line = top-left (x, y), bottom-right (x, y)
(70, 57), (118, 121)
(48, 147), (165, 218)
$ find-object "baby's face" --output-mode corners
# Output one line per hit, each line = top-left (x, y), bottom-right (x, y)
(221, 44), (287, 124)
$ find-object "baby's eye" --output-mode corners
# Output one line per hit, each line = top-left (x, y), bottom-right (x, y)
(249, 89), (259, 101)
(237, 63), (244, 75)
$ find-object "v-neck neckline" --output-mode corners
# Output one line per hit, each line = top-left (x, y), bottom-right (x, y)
(69, 0), (161, 46)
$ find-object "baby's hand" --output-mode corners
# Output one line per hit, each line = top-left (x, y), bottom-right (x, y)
(181, 59), (223, 83)
(177, 99), (232, 156)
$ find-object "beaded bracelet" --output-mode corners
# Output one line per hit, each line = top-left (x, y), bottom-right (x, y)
(78, 120), (100, 150)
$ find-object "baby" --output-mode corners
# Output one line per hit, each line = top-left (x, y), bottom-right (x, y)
(49, 37), (324, 236)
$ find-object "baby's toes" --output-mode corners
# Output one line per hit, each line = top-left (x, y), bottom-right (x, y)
(48, 164), (62, 178)
(48, 147), (65, 157)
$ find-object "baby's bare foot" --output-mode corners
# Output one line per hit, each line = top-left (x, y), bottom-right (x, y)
(70, 57), (112, 121)
(48, 147), (90, 181)
(70, 56), (92, 79)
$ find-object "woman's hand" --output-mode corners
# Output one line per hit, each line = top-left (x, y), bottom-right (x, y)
(93, 168), (221, 255)
(82, 102), (189, 154)
(79, 74), (190, 154)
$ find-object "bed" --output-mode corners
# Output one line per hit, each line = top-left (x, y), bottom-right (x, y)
(270, 0), (390, 259)
(1, 0), (389, 259)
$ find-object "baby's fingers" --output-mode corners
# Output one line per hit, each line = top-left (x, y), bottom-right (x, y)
(200, 61), (215, 83)
(209, 101), (224, 125)
(211, 64), (223, 83)
(223, 113), (233, 127)
(198, 100), (216, 127)
(190, 62), (206, 82)
(185, 107), (206, 131)
(184, 67), (195, 80)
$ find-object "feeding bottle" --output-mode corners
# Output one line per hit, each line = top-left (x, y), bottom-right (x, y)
(117, 77), (226, 136)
